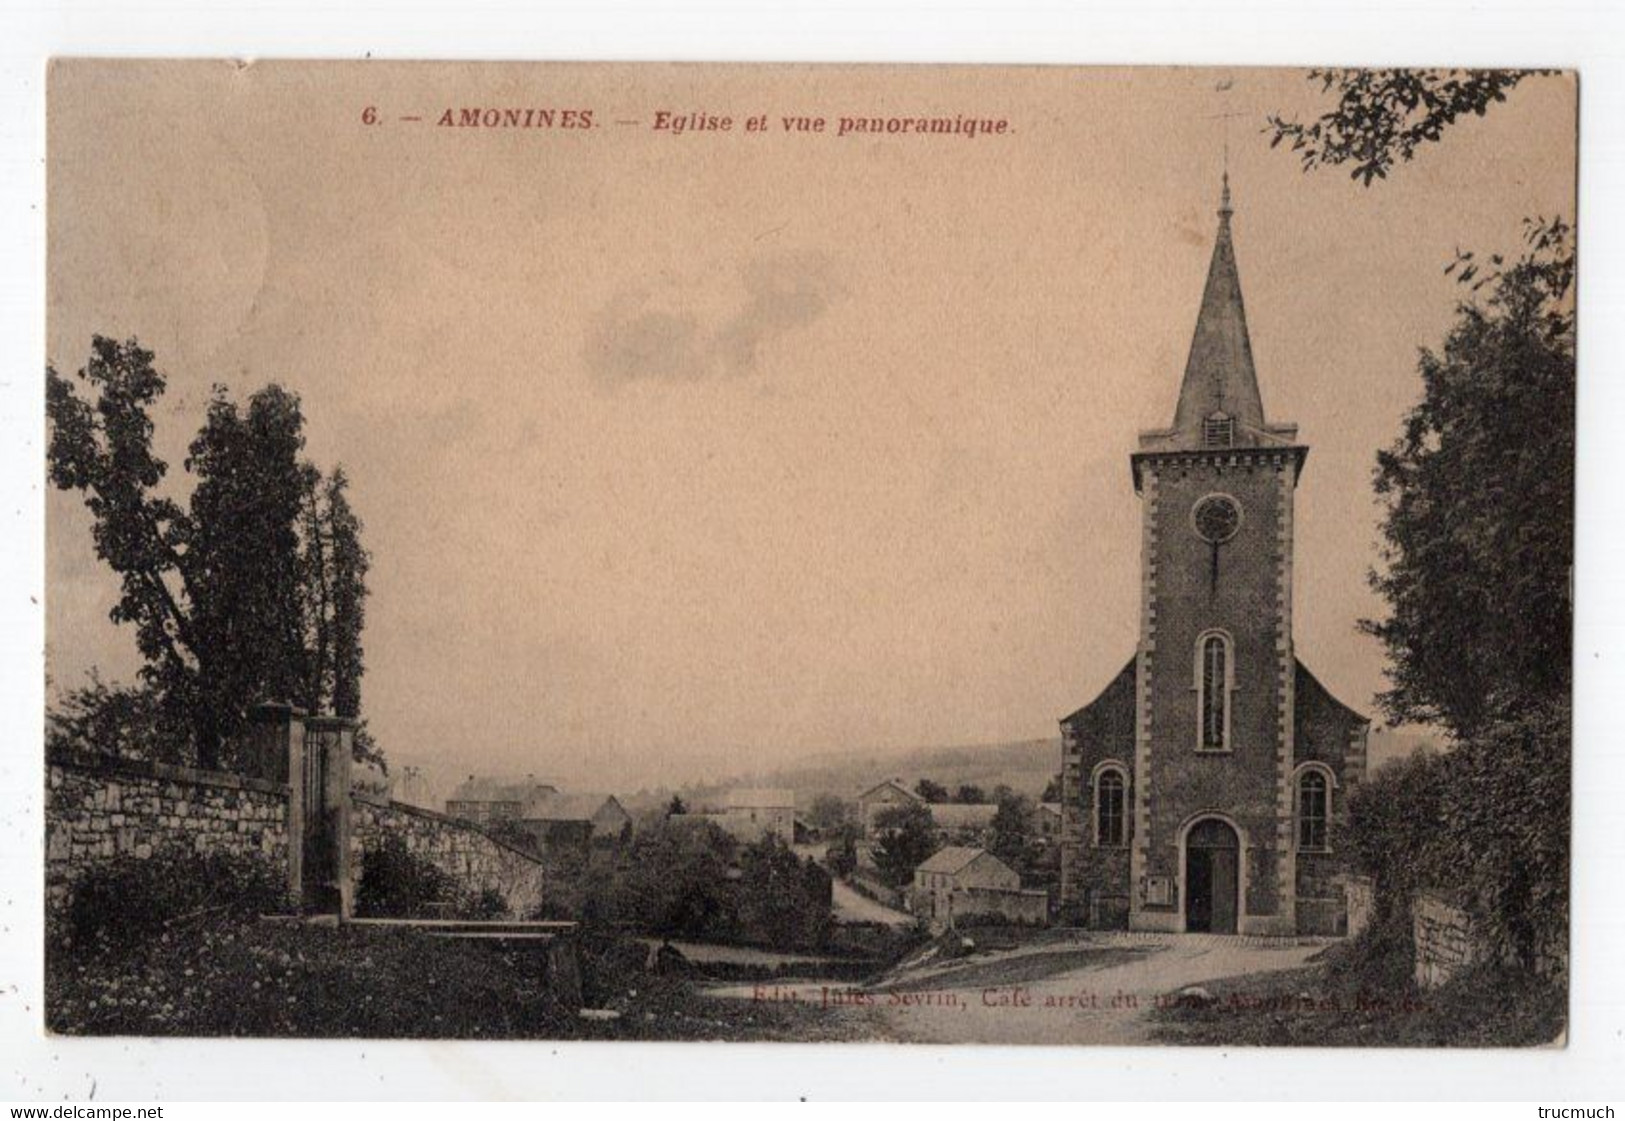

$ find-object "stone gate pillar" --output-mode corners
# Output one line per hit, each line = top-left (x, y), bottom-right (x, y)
(303, 716), (356, 918)
(248, 702), (308, 908)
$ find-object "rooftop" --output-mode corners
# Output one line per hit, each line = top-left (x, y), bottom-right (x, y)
(917, 846), (994, 876)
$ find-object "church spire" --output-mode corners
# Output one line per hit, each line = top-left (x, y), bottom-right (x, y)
(1170, 174), (1266, 447)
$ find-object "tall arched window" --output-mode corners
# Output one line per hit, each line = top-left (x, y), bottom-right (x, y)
(1196, 631), (1232, 751)
(1297, 769), (1330, 850)
(1095, 767), (1127, 848)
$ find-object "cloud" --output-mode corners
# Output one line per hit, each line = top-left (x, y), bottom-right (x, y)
(586, 250), (842, 387)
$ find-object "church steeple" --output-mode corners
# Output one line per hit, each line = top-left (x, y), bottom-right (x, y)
(1169, 173), (1267, 448)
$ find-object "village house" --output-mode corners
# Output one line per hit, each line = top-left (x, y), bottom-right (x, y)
(519, 791), (633, 849)
(855, 779), (998, 843)
(719, 788), (797, 842)
(446, 777), (630, 849)
(1057, 177), (1368, 935)
(668, 788), (801, 844)
(911, 846), (1048, 931)
(856, 779), (920, 835)
(445, 775), (558, 825)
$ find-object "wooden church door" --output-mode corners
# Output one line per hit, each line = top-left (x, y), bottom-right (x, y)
(1185, 819), (1240, 934)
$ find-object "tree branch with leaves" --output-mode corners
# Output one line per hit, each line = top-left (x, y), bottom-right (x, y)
(1267, 69), (1545, 185)
(48, 336), (377, 769)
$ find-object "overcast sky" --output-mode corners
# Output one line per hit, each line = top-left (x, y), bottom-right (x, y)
(46, 63), (1577, 791)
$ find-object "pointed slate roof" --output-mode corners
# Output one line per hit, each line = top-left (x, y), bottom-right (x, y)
(1170, 173), (1266, 447)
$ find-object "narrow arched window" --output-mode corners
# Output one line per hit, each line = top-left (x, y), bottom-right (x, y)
(1095, 769), (1126, 847)
(1298, 770), (1329, 850)
(1198, 633), (1231, 750)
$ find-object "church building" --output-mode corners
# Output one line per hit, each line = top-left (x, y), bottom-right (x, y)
(1057, 177), (1369, 936)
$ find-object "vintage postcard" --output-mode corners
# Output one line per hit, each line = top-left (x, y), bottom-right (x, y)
(43, 61), (1575, 1046)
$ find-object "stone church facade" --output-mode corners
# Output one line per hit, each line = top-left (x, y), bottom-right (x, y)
(1058, 178), (1369, 936)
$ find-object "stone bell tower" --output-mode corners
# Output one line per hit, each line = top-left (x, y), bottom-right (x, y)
(1124, 174), (1308, 935)
(1059, 173), (1368, 937)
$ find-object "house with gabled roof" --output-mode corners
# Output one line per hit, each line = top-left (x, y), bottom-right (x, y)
(520, 790), (632, 848)
(911, 846), (1046, 930)
(445, 775), (557, 826)
(857, 779), (923, 836)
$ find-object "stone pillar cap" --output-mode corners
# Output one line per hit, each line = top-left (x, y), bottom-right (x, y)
(250, 701), (310, 720)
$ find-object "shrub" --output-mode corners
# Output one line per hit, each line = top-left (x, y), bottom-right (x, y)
(466, 887), (509, 920)
(54, 846), (288, 952)
(46, 674), (184, 765)
(1441, 701), (1569, 974)
(1323, 919), (1416, 998)
(1345, 700), (1570, 978)
(1344, 751), (1450, 928)
(355, 836), (510, 919)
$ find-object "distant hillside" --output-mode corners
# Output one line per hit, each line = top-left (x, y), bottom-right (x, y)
(621, 737), (1063, 815)
(393, 726), (1434, 820)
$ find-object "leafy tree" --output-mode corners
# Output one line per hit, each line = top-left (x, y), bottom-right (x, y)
(47, 337), (374, 768)
(1266, 69), (1543, 185)
(826, 832), (858, 880)
(1343, 224), (1574, 979)
(1362, 219), (1574, 739)
(737, 835), (831, 951)
(987, 792), (1033, 869)
(1272, 69), (1574, 978)
(183, 381), (312, 756)
(45, 672), (170, 763)
(666, 794), (689, 817)
(913, 778), (948, 804)
(804, 792), (850, 832)
(299, 469), (370, 721)
(871, 802), (939, 888)
(610, 821), (739, 940)
(48, 339), (204, 752)
(954, 784), (986, 805)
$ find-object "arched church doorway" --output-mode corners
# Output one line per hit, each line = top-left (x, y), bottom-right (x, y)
(1184, 818), (1240, 934)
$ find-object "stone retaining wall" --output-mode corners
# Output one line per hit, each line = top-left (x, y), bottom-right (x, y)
(47, 749), (544, 920)
(1343, 878), (1564, 989)
(46, 750), (291, 911)
(351, 795), (545, 918)
(1342, 874), (1375, 940)
(955, 886), (1049, 927)
(1413, 890), (1479, 989)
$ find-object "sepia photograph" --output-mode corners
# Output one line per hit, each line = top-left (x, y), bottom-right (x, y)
(37, 58), (1576, 1057)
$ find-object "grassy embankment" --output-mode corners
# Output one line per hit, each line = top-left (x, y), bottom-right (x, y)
(1149, 933), (1565, 1047)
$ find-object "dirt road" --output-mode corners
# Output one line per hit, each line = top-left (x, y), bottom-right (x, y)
(708, 932), (1328, 1044)
(829, 879), (914, 927)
